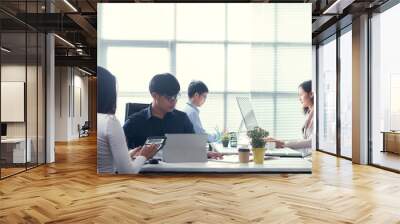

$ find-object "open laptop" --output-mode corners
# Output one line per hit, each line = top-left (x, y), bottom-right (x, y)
(236, 97), (259, 131)
(162, 134), (208, 163)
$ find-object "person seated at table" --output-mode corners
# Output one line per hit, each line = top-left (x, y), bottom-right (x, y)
(123, 73), (223, 159)
(97, 66), (159, 174)
(266, 80), (314, 149)
(183, 80), (217, 143)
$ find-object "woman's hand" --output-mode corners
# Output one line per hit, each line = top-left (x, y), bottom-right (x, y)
(274, 140), (285, 148)
(128, 146), (142, 159)
(137, 144), (159, 160)
(264, 136), (276, 142)
(264, 137), (285, 148)
(207, 151), (224, 160)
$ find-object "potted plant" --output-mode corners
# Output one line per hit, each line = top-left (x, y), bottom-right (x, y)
(221, 132), (230, 147)
(247, 127), (269, 164)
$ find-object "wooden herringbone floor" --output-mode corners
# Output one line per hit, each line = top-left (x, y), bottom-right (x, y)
(1, 135), (400, 224)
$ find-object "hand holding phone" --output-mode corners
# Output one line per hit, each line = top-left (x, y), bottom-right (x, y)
(129, 147), (142, 159)
(139, 144), (159, 160)
(144, 136), (166, 153)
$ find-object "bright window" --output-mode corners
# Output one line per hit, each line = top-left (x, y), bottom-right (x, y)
(98, 3), (311, 139)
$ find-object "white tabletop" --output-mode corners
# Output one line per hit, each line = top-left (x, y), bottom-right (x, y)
(1, 138), (27, 143)
(140, 157), (312, 173)
(213, 143), (311, 158)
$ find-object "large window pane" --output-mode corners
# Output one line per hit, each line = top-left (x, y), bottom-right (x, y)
(277, 46), (312, 92)
(391, 75), (400, 129)
(176, 44), (224, 92)
(318, 38), (337, 154)
(1, 2), (47, 179)
(251, 94), (275, 136)
(276, 95), (304, 140)
(276, 4), (311, 43)
(249, 46), (275, 92)
(1, 31), (27, 177)
(371, 4), (400, 171)
(249, 4), (276, 42)
(227, 4), (286, 43)
(98, 3), (312, 142)
(227, 44), (251, 92)
(106, 47), (170, 93)
(340, 30), (352, 158)
(227, 4), (252, 42)
(176, 4), (225, 41)
(99, 4), (174, 41)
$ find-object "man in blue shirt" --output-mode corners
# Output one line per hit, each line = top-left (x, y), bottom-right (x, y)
(123, 73), (194, 149)
(183, 81), (217, 143)
(123, 74), (222, 159)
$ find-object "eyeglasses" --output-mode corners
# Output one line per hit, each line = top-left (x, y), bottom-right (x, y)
(162, 93), (181, 102)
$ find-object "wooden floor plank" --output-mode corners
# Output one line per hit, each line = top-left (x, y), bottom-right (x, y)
(0, 135), (400, 223)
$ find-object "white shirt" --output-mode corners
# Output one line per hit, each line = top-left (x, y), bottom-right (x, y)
(97, 113), (146, 174)
(284, 109), (314, 149)
(183, 102), (216, 142)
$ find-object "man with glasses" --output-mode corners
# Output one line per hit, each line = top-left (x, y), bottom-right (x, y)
(183, 80), (217, 143)
(123, 73), (194, 149)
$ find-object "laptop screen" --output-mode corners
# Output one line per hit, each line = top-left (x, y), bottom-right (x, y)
(236, 97), (259, 131)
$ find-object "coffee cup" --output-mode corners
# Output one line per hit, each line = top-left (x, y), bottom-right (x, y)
(238, 148), (250, 163)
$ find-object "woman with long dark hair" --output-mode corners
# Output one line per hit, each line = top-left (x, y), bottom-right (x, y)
(267, 80), (314, 149)
(97, 66), (158, 174)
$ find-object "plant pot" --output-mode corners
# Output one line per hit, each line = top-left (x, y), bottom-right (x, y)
(252, 147), (266, 164)
(222, 140), (229, 147)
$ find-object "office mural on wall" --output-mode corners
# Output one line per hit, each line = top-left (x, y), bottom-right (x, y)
(96, 3), (313, 174)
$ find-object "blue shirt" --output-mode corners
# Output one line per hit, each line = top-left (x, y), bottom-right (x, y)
(123, 105), (194, 149)
(183, 102), (217, 142)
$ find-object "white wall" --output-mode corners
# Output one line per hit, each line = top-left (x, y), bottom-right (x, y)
(1, 65), (31, 137)
(1, 63), (46, 164)
(55, 67), (89, 141)
(55, 67), (69, 141)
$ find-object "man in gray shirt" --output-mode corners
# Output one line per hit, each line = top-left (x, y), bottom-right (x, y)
(183, 80), (217, 143)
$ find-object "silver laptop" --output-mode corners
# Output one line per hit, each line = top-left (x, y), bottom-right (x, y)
(162, 134), (208, 163)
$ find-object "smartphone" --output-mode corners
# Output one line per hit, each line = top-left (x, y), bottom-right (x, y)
(144, 136), (167, 153)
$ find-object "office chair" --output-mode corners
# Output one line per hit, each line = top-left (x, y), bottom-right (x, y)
(125, 103), (149, 122)
(78, 121), (90, 138)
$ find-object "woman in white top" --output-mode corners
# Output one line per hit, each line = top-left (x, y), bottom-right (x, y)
(267, 80), (314, 149)
(97, 66), (158, 174)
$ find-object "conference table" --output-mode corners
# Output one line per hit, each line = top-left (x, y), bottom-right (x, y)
(213, 144), (312, 158)
(140, 144), (312, 174)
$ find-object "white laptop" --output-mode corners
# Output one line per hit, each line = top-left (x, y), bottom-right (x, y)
(162, 134), (208, 163)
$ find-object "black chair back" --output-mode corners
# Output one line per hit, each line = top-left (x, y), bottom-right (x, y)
(125, 103), (149, 122)
(82, 121), (90, 130)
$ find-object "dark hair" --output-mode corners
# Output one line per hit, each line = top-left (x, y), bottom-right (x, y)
(299, 80), (313, 114)
(97, 66), (117, 114)
(149, 73), (180, 96)
(188, 80), (209, 98)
